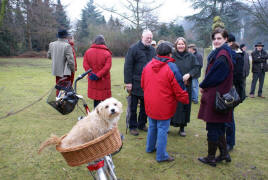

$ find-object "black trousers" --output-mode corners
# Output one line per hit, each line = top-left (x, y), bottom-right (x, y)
(129, 94), (147, 129)
(94, 100), (101, 108)
(206, 123), (226, 142)
(250, 71), (265, 96)
(234, 79), (246, 102)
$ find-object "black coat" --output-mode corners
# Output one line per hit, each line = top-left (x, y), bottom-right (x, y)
(171, 51), (200, 127)
(242, 51), (250, 77)
(251, 49), (268, 73)
(234, 50), (245, 102)
(233, 50), (244, 83)
(193, 51), (203, 78)
(124, 40), (156, 96)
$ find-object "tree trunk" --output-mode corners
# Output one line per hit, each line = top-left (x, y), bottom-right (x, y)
(0, 0), (8, 28)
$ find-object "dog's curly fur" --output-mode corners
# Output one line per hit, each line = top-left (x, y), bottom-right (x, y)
(38, 97), (122, 153)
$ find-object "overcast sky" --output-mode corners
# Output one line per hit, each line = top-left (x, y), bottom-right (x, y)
(60, 0), (196, 24)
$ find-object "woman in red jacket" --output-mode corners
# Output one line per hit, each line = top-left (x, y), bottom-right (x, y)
(83, 35), (112, 107)
(141, 42), (189, 162)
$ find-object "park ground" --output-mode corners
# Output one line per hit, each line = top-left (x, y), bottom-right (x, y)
(0, 57), (268, 180)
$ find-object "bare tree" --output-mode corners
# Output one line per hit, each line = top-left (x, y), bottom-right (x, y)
(243, 0), (268, 33)
(96, 0), (162, 36)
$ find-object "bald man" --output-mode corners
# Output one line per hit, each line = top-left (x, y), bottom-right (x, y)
(124, 29), (156, 136)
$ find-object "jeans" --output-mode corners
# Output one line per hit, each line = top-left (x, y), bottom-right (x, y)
(192, 78), (199, 102)
(250, 71), (265, 96)
(225, 111), (235, 147)
(146, 117), (170, 161)
(129, 94), (147, 129)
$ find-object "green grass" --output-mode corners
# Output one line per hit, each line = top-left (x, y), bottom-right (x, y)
(0, 57), (268, 180)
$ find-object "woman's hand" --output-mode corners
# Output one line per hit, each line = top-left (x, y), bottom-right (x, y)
(183, 73), (190, 84)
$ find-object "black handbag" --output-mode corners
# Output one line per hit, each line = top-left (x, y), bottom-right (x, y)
(215, 86), (240, 113)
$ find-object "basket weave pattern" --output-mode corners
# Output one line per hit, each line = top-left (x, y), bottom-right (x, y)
(56, 126), (122, 167)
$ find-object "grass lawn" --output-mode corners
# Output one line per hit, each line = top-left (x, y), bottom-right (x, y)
(0, 57), (268, 180)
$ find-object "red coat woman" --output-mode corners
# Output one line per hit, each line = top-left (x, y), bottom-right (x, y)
(83, 35), (112, 107)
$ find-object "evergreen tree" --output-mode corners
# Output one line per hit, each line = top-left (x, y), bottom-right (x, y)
(14, 0), (26, 52)
(169, 23), (185, 37)
(158, 24), (169, 37)
(186, 0), (244, 47)
(55, 0), (70, 30)
(158, 23), (185, 39)
(78, 0), (104, 39)
(0, 0), (17, 55)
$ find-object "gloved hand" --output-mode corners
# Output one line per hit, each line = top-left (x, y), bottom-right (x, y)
(89, 73), (99, 80)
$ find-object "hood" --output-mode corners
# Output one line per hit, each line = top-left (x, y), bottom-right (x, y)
(90, 44), (112, 55)
(151, 55), (175, 73)
(235, 49), (243, 54)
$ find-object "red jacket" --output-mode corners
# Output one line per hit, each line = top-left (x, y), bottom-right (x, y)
(83, 44), (112, 100)
(69, 41), (77, 71)
(141, 56), (189, 120)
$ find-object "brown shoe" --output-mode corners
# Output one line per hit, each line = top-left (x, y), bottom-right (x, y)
(249, 94), (255, 98)
(138, 126), (148, 132)
(130, 129), (139, 136)
(158, 156), (175, 163)
(258, 95), (265, 98)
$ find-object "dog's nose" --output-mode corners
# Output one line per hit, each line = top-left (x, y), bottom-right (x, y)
(111, 109), (115, 114)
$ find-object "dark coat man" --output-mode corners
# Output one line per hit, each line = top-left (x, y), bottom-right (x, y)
(249, 42), (267, 98)
(124, 30), (156, 136)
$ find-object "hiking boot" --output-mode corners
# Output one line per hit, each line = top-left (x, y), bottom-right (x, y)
(138, 126), (148, 132)
(157, 156), (175, 163)
(198, 141), (218, 167)
(215, 136), (232, 163)
(130, 129), (139, 136)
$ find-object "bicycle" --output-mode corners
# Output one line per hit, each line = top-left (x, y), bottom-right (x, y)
(48, 69), (123, 180)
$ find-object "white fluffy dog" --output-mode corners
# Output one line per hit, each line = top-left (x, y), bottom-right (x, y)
(38, 97), (122, 153)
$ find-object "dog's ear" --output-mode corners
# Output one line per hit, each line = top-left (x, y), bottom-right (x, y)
(96, 104), (101, 115)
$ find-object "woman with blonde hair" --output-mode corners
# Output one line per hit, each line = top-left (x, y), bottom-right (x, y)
(171, 37), (200, 136)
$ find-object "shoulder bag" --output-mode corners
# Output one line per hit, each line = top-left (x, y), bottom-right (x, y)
(215, 86), (240, 113)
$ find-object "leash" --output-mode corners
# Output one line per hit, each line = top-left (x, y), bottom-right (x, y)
(0, 84), (124, 120)
(0, 89), (51, 120)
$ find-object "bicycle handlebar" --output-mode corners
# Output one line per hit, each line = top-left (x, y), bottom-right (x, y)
(74, 69), (92, 93)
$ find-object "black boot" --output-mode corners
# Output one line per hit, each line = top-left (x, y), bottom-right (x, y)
(198, 141), (218, 167)
(215, 136), (231, 163)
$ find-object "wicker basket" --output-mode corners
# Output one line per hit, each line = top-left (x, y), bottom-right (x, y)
(56, 126), (122, 167)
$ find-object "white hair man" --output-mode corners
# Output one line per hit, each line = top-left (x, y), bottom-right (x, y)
(124, 29), (156, 136)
